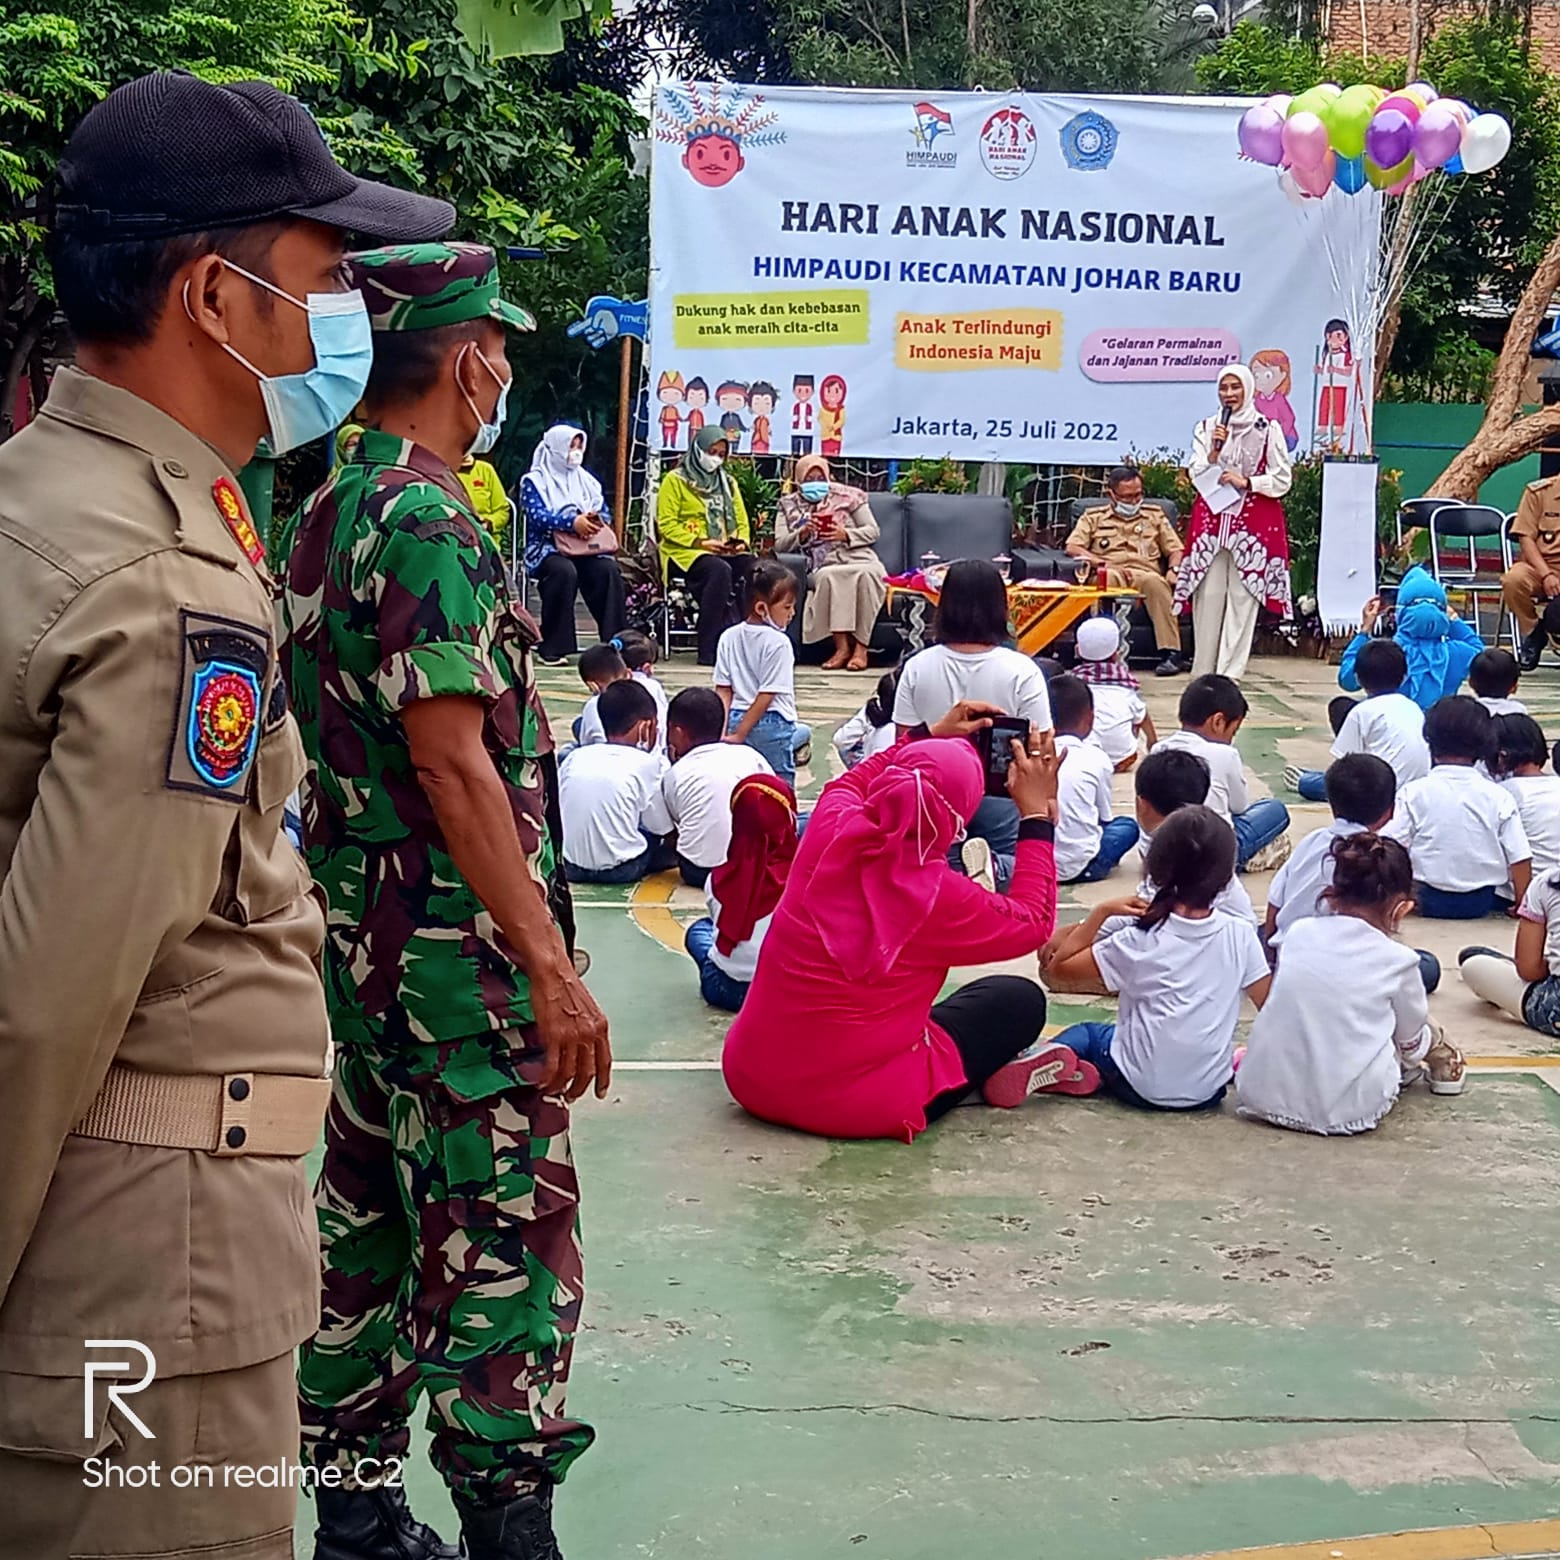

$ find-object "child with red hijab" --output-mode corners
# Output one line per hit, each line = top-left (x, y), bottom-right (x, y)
(684, 774), (799, 1011)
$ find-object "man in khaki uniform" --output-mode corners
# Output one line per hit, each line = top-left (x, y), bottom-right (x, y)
(1066, 463), (1188, 676)
(0, 73), (452, 1560)
(1503, 474), (1560, 669)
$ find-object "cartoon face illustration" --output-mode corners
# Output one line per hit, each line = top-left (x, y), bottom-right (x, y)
(716, 380), (749, 413)
(687, 378), (709, 409)
(820, 375), (847, 411)
(748, 381), (777, 416)
(793, 376), (814, 403)
(1250, 350), (1292, 396)
(684, 132), (744, 187)
(1324, 319), (1351, 355)
(657, 372), (685, 407)
(657, 84), (783, 189)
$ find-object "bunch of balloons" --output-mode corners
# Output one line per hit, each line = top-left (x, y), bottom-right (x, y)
(1236, 80), (1512, 200)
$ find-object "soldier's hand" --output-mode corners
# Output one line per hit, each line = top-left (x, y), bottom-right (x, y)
(532, 968), (613, 1101)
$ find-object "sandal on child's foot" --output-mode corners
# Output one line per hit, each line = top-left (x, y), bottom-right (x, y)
(983, 1043), (1094, 1107)
(1425, 1030), (1466, 1096)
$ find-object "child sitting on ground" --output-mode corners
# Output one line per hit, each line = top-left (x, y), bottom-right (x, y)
(1153, 674), (1291, 871)
(1049, 673), (1140, 884)
(1239, 833), (1465, 1134)
(684, 774), (798, 1012)
(663, 687), (774, 888)
(1460, 862), (1560, 1040)
(832, 667), (901, 769)
(1386, 696), (1532, 918)
(715, 561), (811, 787)
(1265, 754), (1441, 992)
(575, 641), (628, 746)
(1285, 639), (1429, 802)
(1030, 806), (1272, 1111)
(1072, 617), (1155, 770)
(1488, 714), (1560, 879)
(559, 679), (675, 884)
(1469, 647), (1527, 716)
(615, 629), (670, 754)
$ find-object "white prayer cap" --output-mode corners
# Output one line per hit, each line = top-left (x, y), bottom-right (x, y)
(1075, 617), (1121, 662)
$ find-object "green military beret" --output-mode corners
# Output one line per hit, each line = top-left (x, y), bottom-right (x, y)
(349, 241), (536, 332)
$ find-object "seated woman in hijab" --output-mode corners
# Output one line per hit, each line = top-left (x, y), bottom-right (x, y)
(657, 426), (753, 666)
(520, 423), (627, 663)
(723, 707), (1096, 1142)
(774, 455), (888, 670)
(1338, 565), (1483, 711)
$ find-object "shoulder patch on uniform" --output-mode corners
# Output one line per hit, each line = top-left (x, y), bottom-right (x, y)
(213, 476), (266, 567)
(412, 517), (470, 542)
(167, 610), (269, 802)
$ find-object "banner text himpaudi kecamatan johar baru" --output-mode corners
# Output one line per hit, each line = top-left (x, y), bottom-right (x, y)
(648, 83), (1379, 463)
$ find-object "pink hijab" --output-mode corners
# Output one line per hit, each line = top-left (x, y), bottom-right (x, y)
(803, 740), (984, 983)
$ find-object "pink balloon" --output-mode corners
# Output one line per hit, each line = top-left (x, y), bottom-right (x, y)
(1294, 150), (1336, 198)
(1378, 92), (1423, 124)
(1414, 102), (1463, 168)
(1282, 111), (1331, 171)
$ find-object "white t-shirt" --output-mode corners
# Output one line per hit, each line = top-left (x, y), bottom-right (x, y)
(1151, 729), (1248, 821)
(1092, 910), (1270, 1108)
(1086, 682), (1147, 765)
(663, 741), (774, 868)
(1053, 733), (1116, 881)
(832, 706), (897, 766)
(578, 692), (605, 746)
(1237, 915), (1431, 1135)
(633, 669), (670, 755)
(1267, 817), (1362, 944)
(1502, 774), (1560, 879)
(714, 621), (796, 722)
(560, 744), (673, 870)
(1518, 871), (1560, 977)
(1331, 693), (1430, 787)
(1478, 695), (1528, 716)
(1385, 764), (1531, 891)
(705, 883), (772, 982)
(892, 644), (1053, 733)
(1138, 862), (1258, 924)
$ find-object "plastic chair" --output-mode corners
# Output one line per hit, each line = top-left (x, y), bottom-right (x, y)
(507, 496), (527, 606)
(641, 495), (701, 658)
(1425, 502), (1512, 642)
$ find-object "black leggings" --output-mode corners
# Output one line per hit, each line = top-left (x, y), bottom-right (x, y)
(676, 552), (757, 665)
(924, 975), (1049, 1122)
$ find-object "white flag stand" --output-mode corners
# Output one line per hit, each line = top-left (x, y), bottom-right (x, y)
(1316, 457), (1378, 634)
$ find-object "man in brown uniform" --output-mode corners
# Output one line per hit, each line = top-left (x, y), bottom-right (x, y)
(1502, 475), (1560, 669)
(1066, 463), (1188, 676)
(0, 73), (451, 1559)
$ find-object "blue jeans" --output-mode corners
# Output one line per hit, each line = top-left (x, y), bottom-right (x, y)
(1232, 798), (1291, 871)
(1294, 769), (1328, 803)
(1056, 1020), (1229, 1112)
(953, 794), (1023, 893)
(1065, 817), (1142, 884)
(730, 709), (811, 787)
(684, 916), (750, 1012)
(565, 831), (676, 884)
(1416, 882), (1501, 919)
(1418, 949), (1442, 994)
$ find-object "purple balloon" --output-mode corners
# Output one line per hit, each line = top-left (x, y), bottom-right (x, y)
(1365, 108), (1414, 170)
(1238, 105), (1285, 166)
(1414, 103), (1463, 169)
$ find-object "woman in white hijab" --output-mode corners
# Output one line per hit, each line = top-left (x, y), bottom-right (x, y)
(519, 423), (626, 662)
(1173, 363), (1294, 679)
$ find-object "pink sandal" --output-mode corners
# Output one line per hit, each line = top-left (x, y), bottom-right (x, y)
(983, 1043), (1101, 1107)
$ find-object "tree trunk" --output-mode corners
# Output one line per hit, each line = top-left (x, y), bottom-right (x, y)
(1427, 225), (1560, 498)
(0, 299), (50, 443)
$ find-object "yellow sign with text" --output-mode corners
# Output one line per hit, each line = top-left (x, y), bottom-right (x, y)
(896, 309), (1063, 371)
(672, 291), (869, 349)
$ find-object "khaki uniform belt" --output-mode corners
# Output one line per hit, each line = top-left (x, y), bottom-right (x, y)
(72, 1064), (330, 1157)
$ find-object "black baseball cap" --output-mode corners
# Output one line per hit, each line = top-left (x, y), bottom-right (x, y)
(54, 72), (455, 243)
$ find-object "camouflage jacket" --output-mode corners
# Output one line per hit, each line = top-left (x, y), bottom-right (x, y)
(278, 428), (555, 1048)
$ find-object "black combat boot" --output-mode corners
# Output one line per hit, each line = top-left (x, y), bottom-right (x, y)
(454, 1485), (563, 1560)
(1519, 623), (1547, 672)
(313, 1484), (461, 1560)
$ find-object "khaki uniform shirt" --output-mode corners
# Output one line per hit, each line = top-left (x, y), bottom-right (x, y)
(1511, 477), (1560, 570)
(0, 369), (329, 1381)
(1066, 503), (1182, 568)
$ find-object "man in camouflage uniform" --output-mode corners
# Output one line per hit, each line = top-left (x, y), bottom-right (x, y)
(1066, 463), (1188, 676)
(279, 242), (611, 1560)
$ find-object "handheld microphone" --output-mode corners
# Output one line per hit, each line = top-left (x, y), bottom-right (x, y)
(1219, 402), (1233, 428)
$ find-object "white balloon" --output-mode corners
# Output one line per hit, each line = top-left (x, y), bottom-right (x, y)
(1316, 82), (1343, 99)
(1461, 112), (1513, 174)
(1407, 80), (1439, 101)
(1277, 167), (1308, 205)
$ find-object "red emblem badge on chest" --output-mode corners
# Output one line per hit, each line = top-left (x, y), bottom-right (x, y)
(213, 476), (266, 566)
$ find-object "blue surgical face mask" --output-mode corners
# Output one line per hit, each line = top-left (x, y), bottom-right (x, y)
(194, 262), (372, 456)
(799, 480), (830, 503)
(1113, 499), (1143, 518)
(460, 344), (511, 457)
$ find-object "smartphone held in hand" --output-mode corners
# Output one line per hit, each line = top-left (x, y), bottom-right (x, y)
(975, 716), (1031, 798)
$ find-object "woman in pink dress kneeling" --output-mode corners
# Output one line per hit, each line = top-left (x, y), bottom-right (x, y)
(722, 707), (1091, 1141)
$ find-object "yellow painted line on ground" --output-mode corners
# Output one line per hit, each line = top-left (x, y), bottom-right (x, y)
(1172, 1517), (1560, 1560)
(628, 869), (690, 954)
(1468, 1054), (1560, 1067)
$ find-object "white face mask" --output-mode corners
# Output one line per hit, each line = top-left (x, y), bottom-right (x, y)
(459, 344), (511, 457)
(695, 447), (724, 473)
(1114, 499), (1143, 518)
(567, 449), (585, 467)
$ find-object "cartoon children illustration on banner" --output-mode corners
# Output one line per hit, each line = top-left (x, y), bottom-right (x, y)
(1249, 348), (1299, 453)
(819, 374), (848, 458)
(655, 83), (785, 188)
(1314, 318), (1363, 453)
(686, 377), (709, 440)
(791, 374), (815, 455)
(748, 382), (777, 455)
(657, 370), (685, 451)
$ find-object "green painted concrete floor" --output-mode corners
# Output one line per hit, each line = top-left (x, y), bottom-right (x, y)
(297, 651), (1560, 1560)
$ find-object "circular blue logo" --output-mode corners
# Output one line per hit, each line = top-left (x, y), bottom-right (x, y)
(1061, 110), (1118, 171)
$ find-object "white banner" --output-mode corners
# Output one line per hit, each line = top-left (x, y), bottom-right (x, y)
(648, 83), (1379, 465)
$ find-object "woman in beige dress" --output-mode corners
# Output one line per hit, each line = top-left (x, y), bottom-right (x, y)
(774, 455), (887, 670)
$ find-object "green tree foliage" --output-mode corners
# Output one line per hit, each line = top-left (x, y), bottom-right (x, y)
(1195, 17), (1560, 381)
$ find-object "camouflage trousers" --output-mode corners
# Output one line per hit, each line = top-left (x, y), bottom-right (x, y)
(297, 1033), (595, 1500)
